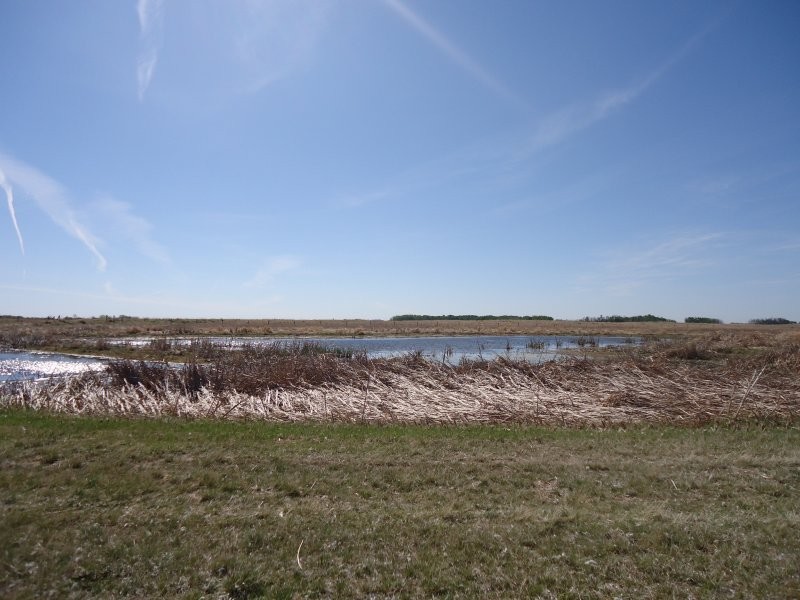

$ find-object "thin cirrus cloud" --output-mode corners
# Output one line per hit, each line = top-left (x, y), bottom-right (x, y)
(334, 23), (715, 214)
(232, 0), (332, 94)
(244, 256), (301, 289)
(92, 197), (170, 264)
(381, 0), (526, 109)
(518, 22), (716, 159)
(577, 232), (726, 297)
(134, 0), (332, 101)
(0, 166), (25, 255)
(137, 0), (165, 101)
(0, 153), (107, 271)
(609, 233), (725, 274)
(520, 70), (667, 158)
(494, 24), (716, 188)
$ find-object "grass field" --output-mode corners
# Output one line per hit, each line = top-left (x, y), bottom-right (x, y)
(2, 411), (799, 599)
(1, 315), (794, 344)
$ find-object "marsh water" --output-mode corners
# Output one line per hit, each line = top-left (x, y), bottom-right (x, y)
(0, 351), (107, 383)
(1, 335), (637, 382)
(172, 334), (633, 362)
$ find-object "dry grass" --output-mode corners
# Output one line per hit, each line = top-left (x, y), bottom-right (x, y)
(4, 331), (798, 427)
(2, 314), (798, 342)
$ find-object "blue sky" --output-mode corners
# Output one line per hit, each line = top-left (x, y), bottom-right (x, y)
(1, 0), (799, 322)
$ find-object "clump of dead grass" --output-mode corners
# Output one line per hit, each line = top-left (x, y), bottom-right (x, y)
(4, 333), (798, 426)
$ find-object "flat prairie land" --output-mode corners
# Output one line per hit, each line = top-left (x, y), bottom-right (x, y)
(2, 411), (799, 599)
(1, 314), (796, 340)
(2, 321), (799, 597)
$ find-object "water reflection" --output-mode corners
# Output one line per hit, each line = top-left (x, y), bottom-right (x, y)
(111, 334), (636, 363)
(0, 351), (106, 383)
(1, 335), (638, 382)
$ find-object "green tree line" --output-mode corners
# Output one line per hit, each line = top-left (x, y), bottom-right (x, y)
(582, 314), (675, 323)
(390, 314), (554, 322)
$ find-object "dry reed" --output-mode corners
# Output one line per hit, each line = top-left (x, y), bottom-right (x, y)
(4, 333), (798, 426)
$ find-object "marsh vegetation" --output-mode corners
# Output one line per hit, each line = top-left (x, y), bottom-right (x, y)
(1, 319), (799, 598)
(2, 328), (798, 427)
(3, 314), (794, 345)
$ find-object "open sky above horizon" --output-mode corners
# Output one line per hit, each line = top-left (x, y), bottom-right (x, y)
(1, 0), (799, 322)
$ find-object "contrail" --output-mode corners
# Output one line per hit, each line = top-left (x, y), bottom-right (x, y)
(68, 218), (107, 271)
(0, 167), (25, 255)
(137, 0), (165, 100)
(0, 153), (107, 271)
(382, 0), (527, 110)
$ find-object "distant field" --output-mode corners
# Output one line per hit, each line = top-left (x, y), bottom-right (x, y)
(1, 314), (796, 341)
(2, 412), (799, 599)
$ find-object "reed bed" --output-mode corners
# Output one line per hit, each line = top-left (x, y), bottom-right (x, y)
(4, 333), (798, 426)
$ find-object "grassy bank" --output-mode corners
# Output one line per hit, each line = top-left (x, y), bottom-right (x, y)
(1, 411), (798, 598)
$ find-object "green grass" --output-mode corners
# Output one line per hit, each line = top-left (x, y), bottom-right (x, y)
(2, 411), (799, 598)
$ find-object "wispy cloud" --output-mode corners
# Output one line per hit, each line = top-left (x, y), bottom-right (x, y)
(577, 232), (726, 297)
(233, 0), (332, 94)
(139, 0), (332, 102)
(332, 134), (508, 211)
(518, 24), (713, 158)
(610, 233), (724, 274)
(244, 255), (301, 288)
(492, 166), (624, 218)
(382, 0), (525, 109)
(0, 166), (24, 255)
(93, 196), (169, 263)
(137, 0), (165, 101)
(0, 153), (107, 270)
(334, 190), (392, 209)
(334, 23), (716, 215)
(687, 160), (800, 211)
(521, 84), (638, 156)
(768, 240), (800, 253)
(310, 12), (730, 235)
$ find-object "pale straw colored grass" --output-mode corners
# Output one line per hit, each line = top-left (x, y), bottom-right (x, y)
(4, 351), (798, 426)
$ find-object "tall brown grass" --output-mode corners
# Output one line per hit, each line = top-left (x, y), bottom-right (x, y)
(4, 332), (798, 426)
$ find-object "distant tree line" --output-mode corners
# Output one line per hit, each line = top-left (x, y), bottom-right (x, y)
(581, 314), (675, 323)
(749, 317), (796, 325)
(390, 314), (554, 322)
(685, 317), (722, 324)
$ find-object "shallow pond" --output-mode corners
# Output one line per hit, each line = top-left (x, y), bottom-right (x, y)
(0, 351), (107, 383)
(113, 334), (635, 362)
(1, 335), (637, 382)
